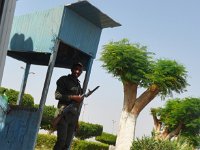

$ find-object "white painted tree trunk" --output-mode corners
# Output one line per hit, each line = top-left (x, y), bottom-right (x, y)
(115, 110), (137, 150)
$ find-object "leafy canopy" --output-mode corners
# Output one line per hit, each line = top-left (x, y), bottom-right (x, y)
(154, 97), (200, 137)
(100, 39), (188, 98)
(146, 59), (188, 97)
(100, 38), (154, 85)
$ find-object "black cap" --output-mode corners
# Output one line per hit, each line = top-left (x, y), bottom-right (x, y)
(72, 62), (83, 69)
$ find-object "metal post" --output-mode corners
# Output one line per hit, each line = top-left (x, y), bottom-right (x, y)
(32, 38), (60, 149)
(17, 63), (31, 105)
(0, 0), (16, 85)
(82, 58), (94, 93)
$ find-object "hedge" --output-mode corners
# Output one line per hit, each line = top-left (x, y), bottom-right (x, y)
(72, 139), (109, 150)
(36, 134), (56, 149)
(75, 121), (103, 140)
(34, 104), (56, 130)
(95, 132), (117, 145)
(36, 134), (109, 150)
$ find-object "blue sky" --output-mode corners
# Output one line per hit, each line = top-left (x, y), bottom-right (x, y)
(2, 0), (200, 137)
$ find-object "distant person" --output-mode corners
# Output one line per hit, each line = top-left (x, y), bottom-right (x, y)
(53, 62), (84, 150)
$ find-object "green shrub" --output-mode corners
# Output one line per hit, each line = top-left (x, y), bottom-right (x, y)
(175, 136), (197, 150)
(0, 87), (7, 94)
(22, 93), (34, 106)
(3, 88), (18, 105)
(75, 121), (103, 140)
(131, 137), (176, 150)
(36, 105), (56, 130)
(72, 139), (109, 150)
(131, 136), (194, 150)
(0, 87), (34, 106)
(95, 132), (117, 145)
(36, 134), (56, 149)
(36, 134), (109, 150)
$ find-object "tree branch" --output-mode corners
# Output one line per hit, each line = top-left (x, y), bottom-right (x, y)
(151, 110), (162, 132)
(159, 126), (169, 140)
(166, 122), (183, 140)
(131, 85), (159, 114)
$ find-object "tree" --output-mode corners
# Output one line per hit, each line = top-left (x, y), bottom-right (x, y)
(100, 39), (188, 150)
(151, 97), (200, 148)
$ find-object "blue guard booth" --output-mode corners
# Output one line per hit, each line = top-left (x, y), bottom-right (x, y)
(0, 1), (120, 150)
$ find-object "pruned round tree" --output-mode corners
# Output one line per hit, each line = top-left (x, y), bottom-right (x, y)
(100, 39), (188, 150)
(151, 97), (200, 148)
(75, 121), (103, 140)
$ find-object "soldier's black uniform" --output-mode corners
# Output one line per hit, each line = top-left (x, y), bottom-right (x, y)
(53, 74), (82, 150)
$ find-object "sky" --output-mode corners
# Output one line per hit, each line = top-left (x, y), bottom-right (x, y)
(1, 0), (200, 138)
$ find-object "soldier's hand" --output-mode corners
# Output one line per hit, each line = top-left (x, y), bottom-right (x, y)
(70, 95), (83, 103)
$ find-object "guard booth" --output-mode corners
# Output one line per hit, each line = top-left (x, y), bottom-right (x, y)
(0, 1), (120, 150)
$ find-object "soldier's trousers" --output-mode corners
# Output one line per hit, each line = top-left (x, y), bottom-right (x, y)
(53, 112), (77, 150)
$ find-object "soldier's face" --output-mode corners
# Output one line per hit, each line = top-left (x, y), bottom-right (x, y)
(72, 66), (83, 78)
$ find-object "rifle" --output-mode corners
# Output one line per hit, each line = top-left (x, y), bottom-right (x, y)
(50, 86), (100, 132)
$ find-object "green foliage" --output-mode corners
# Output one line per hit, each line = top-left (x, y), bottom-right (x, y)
(146, 59), (188, 98)
(21, 93), (34, 106)
(0, 87), (7, 94)
(0, 87), (34, 106)
(100, 39), (188, 98)
(153, 97), (200, 147)
(36, 134), (109, 150)
(131, 137), (176, 150)
(160, 97), (200, 135)
(2, 88), (18, 105)
(75, 121), (103, 140)
(177, 136), (200, 150)
(100, 38), (154, 84)
(131, 136), (194, 150)
(35, 105), (56, 130)
(36, 134), (195, 150)
(36, 134), (56, 149)
(72, 140), (109, 150)
(95, 132), (117, 145)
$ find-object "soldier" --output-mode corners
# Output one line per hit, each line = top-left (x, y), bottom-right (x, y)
(53, 62), (84, 150)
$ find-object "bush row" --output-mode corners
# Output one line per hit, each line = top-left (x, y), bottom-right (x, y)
(37, 134), (195, 150)
(36, 134), (109, 150)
